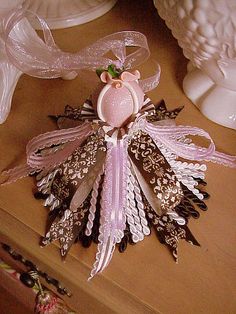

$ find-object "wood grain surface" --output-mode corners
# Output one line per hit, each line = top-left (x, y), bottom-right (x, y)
(0, 1), (235, 313)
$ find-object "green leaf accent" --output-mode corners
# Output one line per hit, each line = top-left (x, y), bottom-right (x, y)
(107, 64), (120, 78)
(96, 64), (124, 79)
(96, 67), (105, 78)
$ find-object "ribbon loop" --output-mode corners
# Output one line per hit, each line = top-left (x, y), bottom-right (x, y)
(139, 62), (161, 92)
(3, 10), (153, 80)
(1, 122), (93, 185)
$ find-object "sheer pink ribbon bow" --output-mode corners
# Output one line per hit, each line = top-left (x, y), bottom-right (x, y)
(3, 9), (160, 92)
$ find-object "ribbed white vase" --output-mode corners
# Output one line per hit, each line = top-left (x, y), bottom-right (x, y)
(22, 0), (118, 29)
(154, 0), (236, 130)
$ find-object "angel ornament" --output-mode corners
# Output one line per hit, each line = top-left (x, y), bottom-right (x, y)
(1, 26), (236, 278)
(2, 63), (233, 279)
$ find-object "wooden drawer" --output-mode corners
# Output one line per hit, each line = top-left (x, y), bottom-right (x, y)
(0, 257), (35, 314)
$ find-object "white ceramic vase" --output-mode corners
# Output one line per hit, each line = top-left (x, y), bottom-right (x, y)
(22, 0), (118, 30)
(154, 0), (236, 130)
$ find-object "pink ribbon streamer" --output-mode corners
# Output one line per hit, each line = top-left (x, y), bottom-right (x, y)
(2, 118), (235, 186)
(3, 9), (160, 91)
(111, 140), (127, 233)
(89, 140), (128, 278)
(1, 123), (93, 184)
(145, 122), (236, 167)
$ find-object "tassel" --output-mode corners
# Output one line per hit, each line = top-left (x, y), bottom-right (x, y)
(35, 291), (73, 314)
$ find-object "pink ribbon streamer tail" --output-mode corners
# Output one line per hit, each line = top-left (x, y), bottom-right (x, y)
(89, 140), (127, 279)
(1, 122), (93, 185)
(145, 122), (236, 167)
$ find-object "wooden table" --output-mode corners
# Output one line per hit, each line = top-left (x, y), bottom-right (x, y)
(0, 1), (236, 313)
